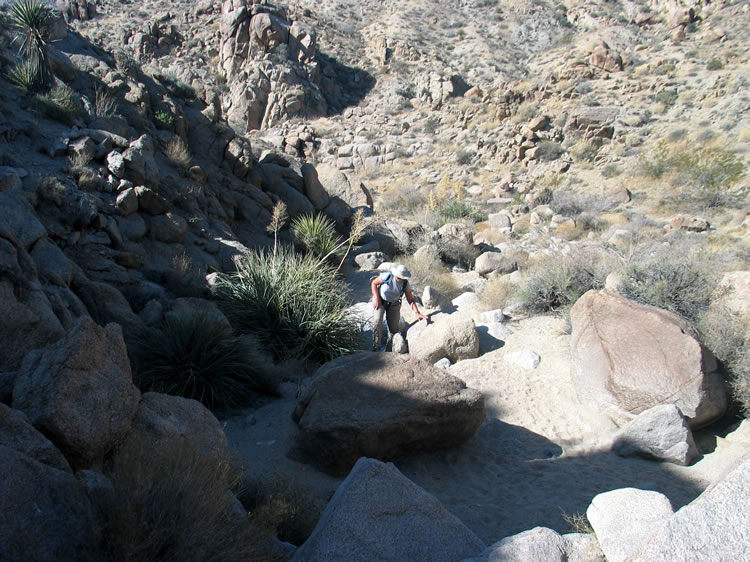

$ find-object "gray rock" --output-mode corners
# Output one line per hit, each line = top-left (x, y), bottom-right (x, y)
(434, 357), (451, 369)
(258, 163), (314, 218)
(134, 186), (169, 215)
(293, 458), (485, 562)
(612, 404), (699, 466)
(391, 332), (408, 354)
(106, 150), (126, 178)
(630, 458), (750, 560)
(0, 403), (71, 472)
(13, 318), (140, 467)
(30, 238), (74, 287)
(451, 292), (480, 312)
(301, 162), (331, 210)
(0, 192), (47, 249)
(0, 166), (22, 192)
(0, 371), (14, 405)
(149, 212), (188, 243)
(475, 251), (518, 276)
(117, 213), (147, 241)
(291, 352), (485, 475)
(355, 251), (389, 270)
(587, 488), (673, 562)
(504, 349), (541, 370)
(563, 533), (605, 562)
(463, 527), (568, 562)
(0, 445), (97, 561)
(122, 392), (232, 462)
(422, 285), (444, 309)
(479, 309), (506, 323)
(123, 135), (160, 188)
(408, 314), (480, 364)
(570, 290), (726, 428)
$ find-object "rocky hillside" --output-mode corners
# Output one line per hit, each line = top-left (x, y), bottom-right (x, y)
(1, 0), (749, 559)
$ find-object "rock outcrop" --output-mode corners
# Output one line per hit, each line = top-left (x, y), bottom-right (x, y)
(407, 314), (480, 364)
(12, 318), (140, 467)
(291, 352), (485, 475)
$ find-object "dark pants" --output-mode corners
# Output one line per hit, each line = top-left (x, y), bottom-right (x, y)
(372, 300), (401, 351)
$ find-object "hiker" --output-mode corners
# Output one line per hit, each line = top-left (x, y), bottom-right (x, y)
(371, 264), (429, 351)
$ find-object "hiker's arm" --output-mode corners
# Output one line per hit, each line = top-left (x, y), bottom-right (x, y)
(371, 278), (383, 309)
(405, 289), (428, 321)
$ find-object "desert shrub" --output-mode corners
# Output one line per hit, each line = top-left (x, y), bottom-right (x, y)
(396, 245), (461, 300)
(706, 57), (723, 70)
(165, 136), (191, 170)
(240, 475), (322, 546)
(639, 141), (744, 207)
(512, 100), (539, 123)
(518, 246), (618, 314)
(654, 88), (678, 107)
(601, 163), (621, 178)
(570, 141), (599, 162)
(698, 305), (750, 417)
(561, 512), (594, 534)
(214, 247), (362, 363)
(153, 109), (175, 130)
(291, 213), (344, 264)
(550, 189), (613, 216)
(166, 250), (205, 297)
(378, 184), (427, 216)
(536, 141), (565, 162)
(8, 0), (54, 91)
(99, 437), (272, 561)
(130, 310), (279, 412)
(32, 83), (82, 125)
(619, 255), (715, 324)
(434, 199), (485, 227)
(575, 81), (592, 94)
(160, 72), (196, 98)
(456, 149), (474, 165)
(423, 116), (440, 133)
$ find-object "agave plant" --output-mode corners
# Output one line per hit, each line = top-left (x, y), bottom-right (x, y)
(291, 213), (344, 265)
(9, 0), (55, 91)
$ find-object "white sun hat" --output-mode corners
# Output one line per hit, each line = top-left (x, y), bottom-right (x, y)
(392, 264), (412, 279)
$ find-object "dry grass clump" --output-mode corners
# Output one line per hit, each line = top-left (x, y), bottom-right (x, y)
(240, 475), (322, 547)
(477, 273), (514, 312)
(98, 437), (275, 561)
(165, 137), (191, 170)
(561, 511), (594, 534)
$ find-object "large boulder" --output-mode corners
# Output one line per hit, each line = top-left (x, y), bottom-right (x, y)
(570, 291), (726, 428)
(122, 392), (231, 461)
(587, 488), (674, 562)
(716, 270), (750, 317)
(258, 162), (314, 218)
(0, 445), (97, 561)
(12, 318), (141, 467)
(291, 352), (485, 475)
(631, 458), (750, 560)
(293, 457), (485, 561)
(612, 404), (699, 466)
(0, 403), (71, 472)
(315, 163), (371, 209)
(408, 314), (480, 364)
(474, 251), (518, 276)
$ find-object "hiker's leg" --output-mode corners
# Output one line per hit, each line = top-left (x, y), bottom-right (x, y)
(372, 303), (386, 351)
(385, 303), (401, 336)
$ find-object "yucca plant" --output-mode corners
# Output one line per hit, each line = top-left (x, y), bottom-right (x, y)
(9, 0), (55, 92)
(130, 310), (279, 412)
(291, 213), (344, 265)
(214, 246), (362, 363)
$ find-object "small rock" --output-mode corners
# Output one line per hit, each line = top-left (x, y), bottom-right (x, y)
(504, 349), (541, 370)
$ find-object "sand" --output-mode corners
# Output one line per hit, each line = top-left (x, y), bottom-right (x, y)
(222, 271), (750, 546)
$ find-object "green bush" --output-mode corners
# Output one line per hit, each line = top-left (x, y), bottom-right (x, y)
(456, 149), (474, 165)
(99, 437), (272, 561)
(640, 141), (744, 195)
(154, 109), (175, 130)
(434, 199), (485, 226)
(214, 247), (362, 363)
(706, 57), (723, 70)
(291, 213), (344, 264)
(130, 310), (279, 412)
(619, 256), (714, 324)
(518, 247), (618, 314)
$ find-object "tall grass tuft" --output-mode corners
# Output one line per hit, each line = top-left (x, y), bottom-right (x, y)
(130, 310), (279, 412)
(214, 246), (362, 363)
(99, 437), (274, 561)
